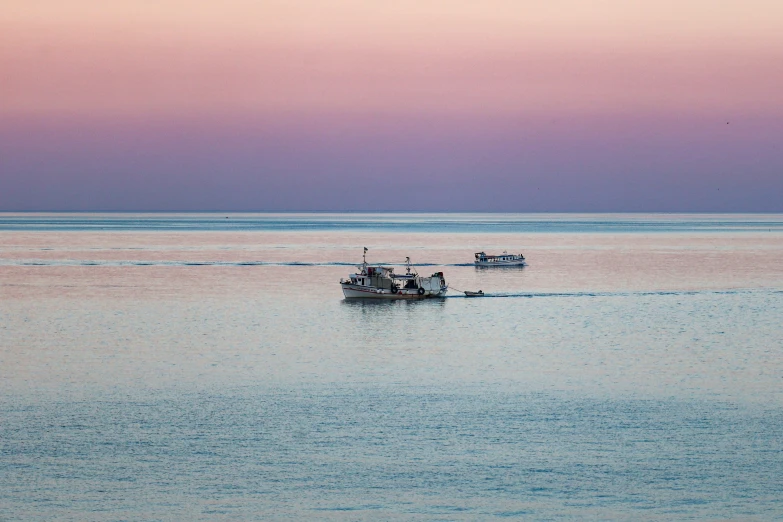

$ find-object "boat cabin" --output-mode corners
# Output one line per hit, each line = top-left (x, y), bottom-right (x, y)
(349, 265), (396, 289)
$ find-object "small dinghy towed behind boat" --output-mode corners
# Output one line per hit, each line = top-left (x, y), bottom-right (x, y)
(463, 290), (484, 297)
(340, 248), (448, 299)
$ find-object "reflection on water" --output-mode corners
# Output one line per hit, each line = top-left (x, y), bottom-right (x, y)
(340, 297), (448, 308)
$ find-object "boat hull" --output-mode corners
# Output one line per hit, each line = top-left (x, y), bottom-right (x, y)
(474, 260), (527, 267)
(341, 283), (447, 299)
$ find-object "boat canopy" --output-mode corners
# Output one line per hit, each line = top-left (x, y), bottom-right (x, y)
(475, 251), (521, 259)
(363, 265), (394, 273)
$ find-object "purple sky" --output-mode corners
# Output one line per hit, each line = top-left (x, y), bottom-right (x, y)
(2, 113), (781, 212)
(2, 1), (782, 212)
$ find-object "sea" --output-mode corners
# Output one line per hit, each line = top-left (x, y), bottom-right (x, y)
(1, 213), (782, 520)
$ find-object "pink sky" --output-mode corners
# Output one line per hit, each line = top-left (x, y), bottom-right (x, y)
(1, 1), (782, 211)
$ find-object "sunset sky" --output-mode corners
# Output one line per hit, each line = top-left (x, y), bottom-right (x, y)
(2, 0), (782, 211)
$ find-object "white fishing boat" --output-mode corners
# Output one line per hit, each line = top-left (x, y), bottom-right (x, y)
(474, 251), (527, 267)
(341, 248), (448, 299)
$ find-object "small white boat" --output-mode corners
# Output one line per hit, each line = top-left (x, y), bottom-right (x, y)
(340, 249), (448, 299)
(474, 251), (527, 267)
(464, 290), (484, 297)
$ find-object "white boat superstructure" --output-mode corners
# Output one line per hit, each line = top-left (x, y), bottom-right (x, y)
(341, 249), (448, 299)
(474, 251), (527, 267)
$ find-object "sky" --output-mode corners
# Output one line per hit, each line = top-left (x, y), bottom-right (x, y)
(1, 0), (782, 211)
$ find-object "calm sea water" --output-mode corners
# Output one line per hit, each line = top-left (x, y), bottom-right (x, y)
(2, 213), (782, 520)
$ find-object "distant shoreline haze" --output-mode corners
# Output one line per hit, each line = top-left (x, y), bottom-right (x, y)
(1, 213), (781, 235)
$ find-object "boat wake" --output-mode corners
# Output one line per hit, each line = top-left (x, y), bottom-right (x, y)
(446, 288), (783, 299)
(0, 259), (477, 267)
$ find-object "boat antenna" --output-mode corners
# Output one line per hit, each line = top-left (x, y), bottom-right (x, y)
(406, 256), (411, 275)
(363, 247), (368, 264)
